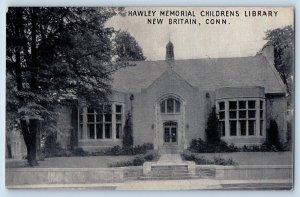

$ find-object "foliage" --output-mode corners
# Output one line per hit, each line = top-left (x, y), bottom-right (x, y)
(113, 30), (146, 62)
(182, 151), (238, 166)
(123, 112), (134, 147)
(265, 119), (283, 151)
(44, 143), (154, 158)
(101, 143), (153, 156)
(109, 150), (159, 167)
(213, 157), (237, 166)
(284, 121), (293, 151)
(6, 8), (145, 166)
(205, 106), (221, 144)
(264, 25), (294, 97)
(71, 148), (87, 156)
(189, 138), (238, 153)
(264, 26), (294, 148)
(189, 137), (289, 153)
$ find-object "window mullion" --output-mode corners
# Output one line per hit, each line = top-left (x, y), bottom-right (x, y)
(173, 99), (175, 113)
(165, 100), (167, 113)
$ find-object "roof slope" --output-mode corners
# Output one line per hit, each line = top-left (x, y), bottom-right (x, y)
(111, 55), (286, 94)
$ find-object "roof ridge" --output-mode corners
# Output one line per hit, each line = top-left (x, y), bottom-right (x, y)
(130, 55), (259, 63)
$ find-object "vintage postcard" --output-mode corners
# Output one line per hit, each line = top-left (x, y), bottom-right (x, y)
(5, 7), (294, 190)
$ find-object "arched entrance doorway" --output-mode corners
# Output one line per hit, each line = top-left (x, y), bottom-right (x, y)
(155, 94), (186, 154)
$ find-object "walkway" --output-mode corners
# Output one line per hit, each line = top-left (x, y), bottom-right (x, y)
(157, 154), (183, 164)
(7, 179), (293, 190)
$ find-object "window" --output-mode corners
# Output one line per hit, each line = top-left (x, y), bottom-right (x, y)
(219, 121), (225, 137)
(240, 120), (246, 136)
(218, 102), (225, 136)
(79, 108), (84, 139)
(248, 120), (256, 136)
(115, 105), (123, 139)
(79, 103), (123, 140)
(160, 97), (181, 113)
(84, 105), (111, 139)
(217, 99), (265, 138)
(260, 100), (264, 136)
(230, 120), (237, 136)
(238, 100), (256, 136)
(229, 101), (237, 136)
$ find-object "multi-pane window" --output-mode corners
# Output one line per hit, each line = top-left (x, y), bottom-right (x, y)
(115, 105), (123, 139)
(85, 105), (111, 139)
(238, 100), (257, 136)
(218, 102), (225, 136)
(160, 98), (181, 114)
(79, 108), (84, 139)
(79, 104), (123, 140)
(217, 99), (265, 137)
(260, 100), (264, 136)
(229, 101), (237, 136)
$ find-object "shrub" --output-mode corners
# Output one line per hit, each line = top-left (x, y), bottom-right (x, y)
(189, 138), (238, 153)
(182, 151), (238, 166)
(110, 145), (122, 155)
(214, 156), (237, 166)
(109, 150), (159, 167)
(133, 156), (145, 166)
(110, 161), (133, 167)
(144, 150), (159, 161)
(101, 143), (154, 156)
(133, 143), (154, 154)
(265, 119), (283, 151)
(72, 147), (87, 156)
(205, 106), (221, 144)
(123, 112), (133, 147)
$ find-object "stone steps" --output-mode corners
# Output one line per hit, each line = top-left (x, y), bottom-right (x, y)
(139, 175), (200, 180)
(150, 170), (190, 175)
(140, 163), (199, 180)
(151, 166), (188, 171)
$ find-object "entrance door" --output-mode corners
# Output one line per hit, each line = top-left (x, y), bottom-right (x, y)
(163, 121), (177, 144)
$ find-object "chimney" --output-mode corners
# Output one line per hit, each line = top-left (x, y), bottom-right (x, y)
(261, 44), (275, 66)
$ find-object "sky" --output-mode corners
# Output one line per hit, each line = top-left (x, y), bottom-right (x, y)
(107, 7), (294, 60)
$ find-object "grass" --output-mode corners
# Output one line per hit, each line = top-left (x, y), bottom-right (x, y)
(7, 151), (293, 168)
(6, 155), (137, 168)
(191, 151), (293, 165)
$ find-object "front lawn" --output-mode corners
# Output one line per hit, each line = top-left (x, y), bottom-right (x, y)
(6, 155), (137, 168)
(189, 151), (293, 165)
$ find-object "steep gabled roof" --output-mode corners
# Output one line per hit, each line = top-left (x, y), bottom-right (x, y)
(111, 54), (286, 94)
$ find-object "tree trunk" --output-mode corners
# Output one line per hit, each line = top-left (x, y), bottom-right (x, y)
(27, 119), (39, 166)
(36, 127), (42, 160)
(6, 142), (12, 159)
(20, 119), (39, 166)
(13, 8), (40, 167)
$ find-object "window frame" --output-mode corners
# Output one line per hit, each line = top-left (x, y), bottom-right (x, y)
(160, 97), (181, 114)
(78, 102), (124, 141)
(217, 98), (265, 138)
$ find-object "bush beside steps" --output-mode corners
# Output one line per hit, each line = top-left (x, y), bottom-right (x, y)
(109, 150), (159, 167)
(182, 150), (238, 166)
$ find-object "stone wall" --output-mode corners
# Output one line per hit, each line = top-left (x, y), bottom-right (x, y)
(6, 167), (124, 185)
(6, 165), (292, 186)
(195, 164), (292, 180)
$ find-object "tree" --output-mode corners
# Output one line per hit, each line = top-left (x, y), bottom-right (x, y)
(264, 25), (294, 97)
(265, 119), (282, 150)
(123, 112), (133, 147)
(114, 30), (146, 62)
(205, 106), (220, 144)
(6, 7), (144, 166)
